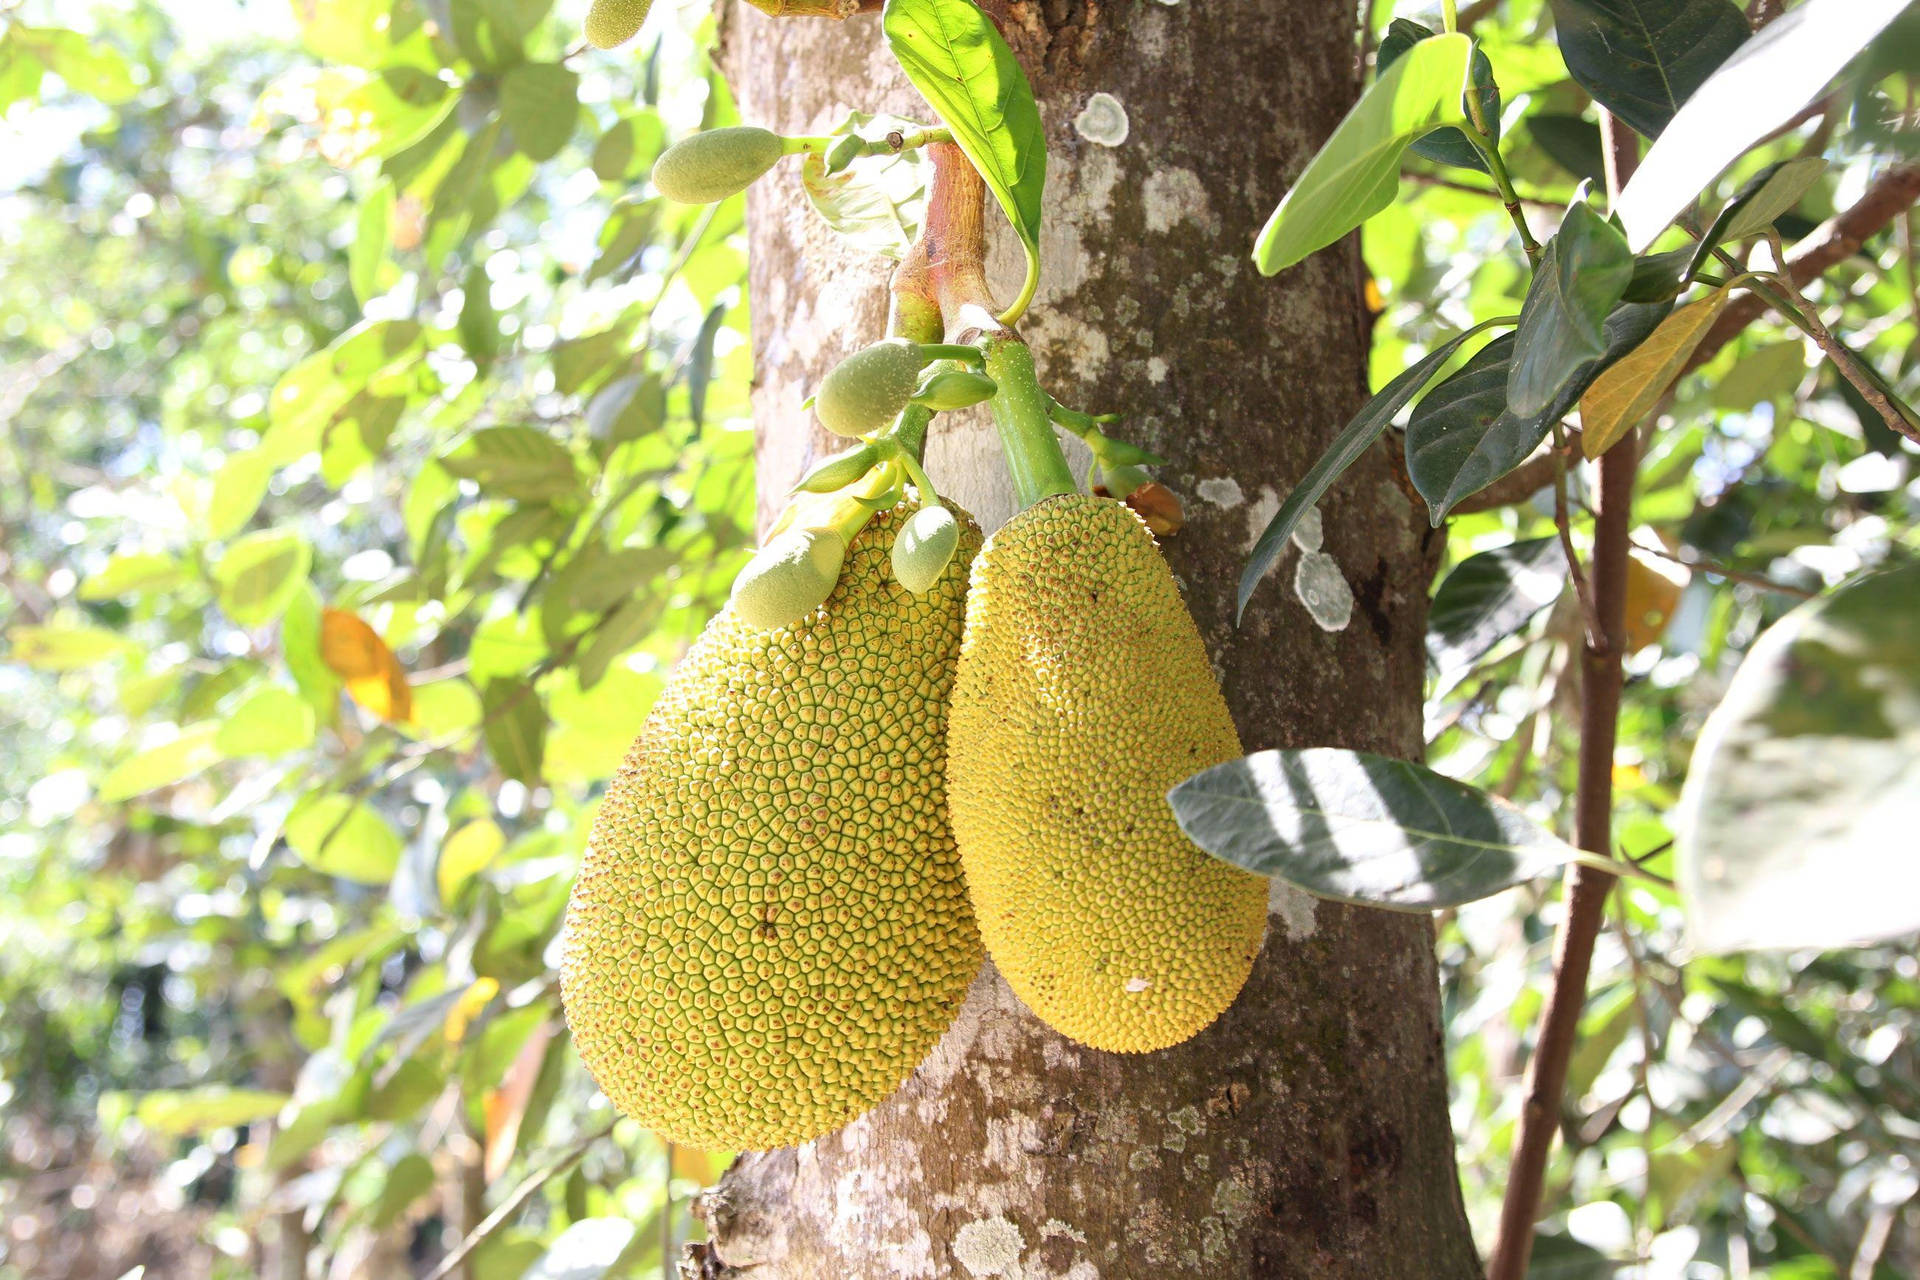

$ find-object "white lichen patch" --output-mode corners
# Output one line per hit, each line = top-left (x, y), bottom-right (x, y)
(1269, 877), (1319, 941)
(1294, 550), (1353, 632)
(954, 1216), (1026, 1277)
(1289, 505), (1323, 552)
(1124, 976), (1151, 993)
(1142, 167), (1216, 235)
(1167, 1104), (1204, 1136)
(1024, 309), (1111, 380)
(1195, 476), (1243, 508)
(1242, 486), (1280, 552)
(1146, 356), (1169, 384)
(1041, 1219), (1088, 1244)
(1074, 93), (1129, 146)
(1128, 1147), (1160, 1171)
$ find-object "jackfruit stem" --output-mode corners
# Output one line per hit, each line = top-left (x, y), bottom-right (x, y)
(983, 335), (1076, 509)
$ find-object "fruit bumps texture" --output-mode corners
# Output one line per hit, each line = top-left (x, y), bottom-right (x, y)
(948, 494), (1268, 1053)
(584, 0), (652, 49)
(651, 127), (784, 205)
(560, 501), (985, 1149)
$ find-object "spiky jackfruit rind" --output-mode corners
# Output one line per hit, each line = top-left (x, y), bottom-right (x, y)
(584, 0), (653, 49)
(815, 340), (925, 438)
(560, 501), (986, 1149)
(947, 494), (1268, 1053)
(652, 127), (784, 205)
(729, 527), (846, 630)
(892, 505), (960, 595)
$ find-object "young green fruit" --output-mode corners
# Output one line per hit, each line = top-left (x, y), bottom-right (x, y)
(947, 494), (1267, 1053)
(912, 369), (997, 412)
(729, 527), (846, 629)
(815, 339), (926, 438)
(652, 127), (785, 205)
(584, 0), (653, 49)
(793, 442), (880, 494)
(892, 504), (961, 594)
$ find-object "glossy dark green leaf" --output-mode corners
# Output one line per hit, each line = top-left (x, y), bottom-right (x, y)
(1378, 20), (1500, 174)
(1548, 0), (1750, 139)
(1526, 113), (1607, 187)
(1616, 0), (1913, 250)
(1427, 537), (1569, 682)
(1506, 203), (1633, 417)
(1409, 301), (1669, 518)
(1678, 563), (1920, 953)
(1169, 748), (1587, 911)
(1620, 247), (1693, 303)
(1685, 156), (1830, 280)
(1238, 325), (1491, 619)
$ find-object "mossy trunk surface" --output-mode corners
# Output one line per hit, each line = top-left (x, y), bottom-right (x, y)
(695, 1), (1480, 1276)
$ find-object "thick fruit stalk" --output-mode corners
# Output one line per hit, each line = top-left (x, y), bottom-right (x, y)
(560, 499), (985, 1149)
(948, 493), (1267, 1052)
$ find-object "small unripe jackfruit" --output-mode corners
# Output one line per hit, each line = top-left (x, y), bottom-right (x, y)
(913, 369), (997, 411)
(652, 127), (784, 204)
(584, 0), (653, 49)
(729, 527), (846, 630)
(560, 500), (985, 1149)
(947, 494), (1267, 1053)
(892, 505), (960, 594)
(816, 340), (926, 438)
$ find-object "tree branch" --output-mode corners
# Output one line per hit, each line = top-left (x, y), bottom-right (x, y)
(1683, 164), (1920, 376)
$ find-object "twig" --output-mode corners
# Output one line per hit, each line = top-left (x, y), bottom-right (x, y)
(1405, 171), (1566, 212)
(1487, 111), (1640, 1280)
(1627, 536), (1815, 600)
(1685, 164), (1920, 376)
(425, 1121), (619, 1280)
(1550, 424), (1600, 647)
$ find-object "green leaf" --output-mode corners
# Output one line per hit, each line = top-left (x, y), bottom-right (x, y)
(1407, 302), (1670, 519)
(1507, 203), (1633, 418)
(284, 794), (404, 884)
(685, 302), (727, 427)
(368, 1153), (435, 1230)
(1427, 538), (1568, 684)
(135, 1088), (290, 1136)
(214, 529), (312, 628)
(1378, 20), (1500, 174)
(1526, 113), (1606, 187)
(799, 111), (934, 261)
(349, 180), (395, 307)
(525, 1219), (636, 1280)
(440, 427), (581, 501)
(207, 448), (273, 540)
(1526, 1232), (1620, 1279)
(216, 686), (318, 757)
(1547, 0), (1749, 139)
(1686, 157), (1830, 280)
(1170, 748), (1589, 910)
(1678, 563), (1920, 953)
(439, 819), (506, 903)
(99, 724), (226, 801)
(499, 63), (579, 162)
(407, 679), (485, 741)
(1239, 323), (1498, 619)
(482, 679), (546, 783)
(1255, 32), (1472, 275)
(1615, 0), (1913, 251)
(9, 26), (139, 103)
(884, 0), (1045, 318)
(8, 623), (133, 670)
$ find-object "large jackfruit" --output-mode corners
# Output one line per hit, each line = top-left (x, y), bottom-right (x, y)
(560, 500), (984, 1149)
(948, 494), (1267, 1053)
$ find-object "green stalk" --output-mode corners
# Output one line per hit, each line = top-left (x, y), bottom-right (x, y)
(982, 335), (1075, 509)
(917, 342), (987, 365)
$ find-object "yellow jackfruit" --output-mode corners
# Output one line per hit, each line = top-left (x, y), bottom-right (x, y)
(584, 0), (653, 49)
(947, 494), (1267, 1053)
(560, 500), (985, 1149)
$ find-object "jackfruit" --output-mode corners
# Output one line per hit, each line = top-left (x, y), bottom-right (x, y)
(652, 127), (785, 204)
(560, 499), (985, 1149)
(947, 494), (1267, 1053)
(730, 527), (847, 630)
(584, 0), (653, 49)
(891, 505), (960, 594)
(912, 368), (998, 411)
(815, 340), (926, 437)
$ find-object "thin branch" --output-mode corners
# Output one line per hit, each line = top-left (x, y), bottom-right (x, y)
(1550, 425), (1600, 647)
(1405, 171), (1566, 211)
(425, 1121), (619, 1280)
(1450, 435), (1581, 514)
(1684, 164), (1920, 376)
(1628, 535), (1815, 600)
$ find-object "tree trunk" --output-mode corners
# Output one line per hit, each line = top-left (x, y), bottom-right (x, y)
(699, 2), (1480, 1276)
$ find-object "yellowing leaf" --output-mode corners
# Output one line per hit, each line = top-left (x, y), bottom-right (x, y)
(438, 818), (505, 903)
(1623, 542), (1690, 651)
(320, 608), (413, 722)
(670, 1144), (734, 1187)
(484, 1020), (556, 1183)
(1578, 288), (1732, 458)
(443, 977), (500, 1045)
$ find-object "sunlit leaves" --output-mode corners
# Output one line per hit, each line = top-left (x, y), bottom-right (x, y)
(320, 609), (414, 723)
(1427, 538), (1568, 684)
(132, 1088), (291, 1137)
(8, 624), (133, 670)
(1256, 32), (1473, 275)
(800, 111), (935, 261)
(1679, 563), (1920, 953)
(500, 63), (581, 162)
(215, 686), (319, 757)
(213, 530), (313, 628)
(283, 794), (404, 884)
(439, 819), (507, 903)
(99, 724), (226, 801)
(440, 427), (582, 502)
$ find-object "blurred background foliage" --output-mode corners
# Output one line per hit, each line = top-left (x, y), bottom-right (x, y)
(0, 0), (1913, 1277)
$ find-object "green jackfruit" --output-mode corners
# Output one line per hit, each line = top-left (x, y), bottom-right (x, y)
(560, 500), (985, 1149)
(912, 369), (998, 412)
(947, 494), (1267, 1053)
(730, 527), (846, 630)
(815, 340), (926, 438)
(652, 127), (784, 205)
(584, 0), (653, 49)
(891, 505), (960, 594)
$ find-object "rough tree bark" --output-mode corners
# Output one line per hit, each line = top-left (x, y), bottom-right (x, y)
(696, 2), (1481, 1276)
